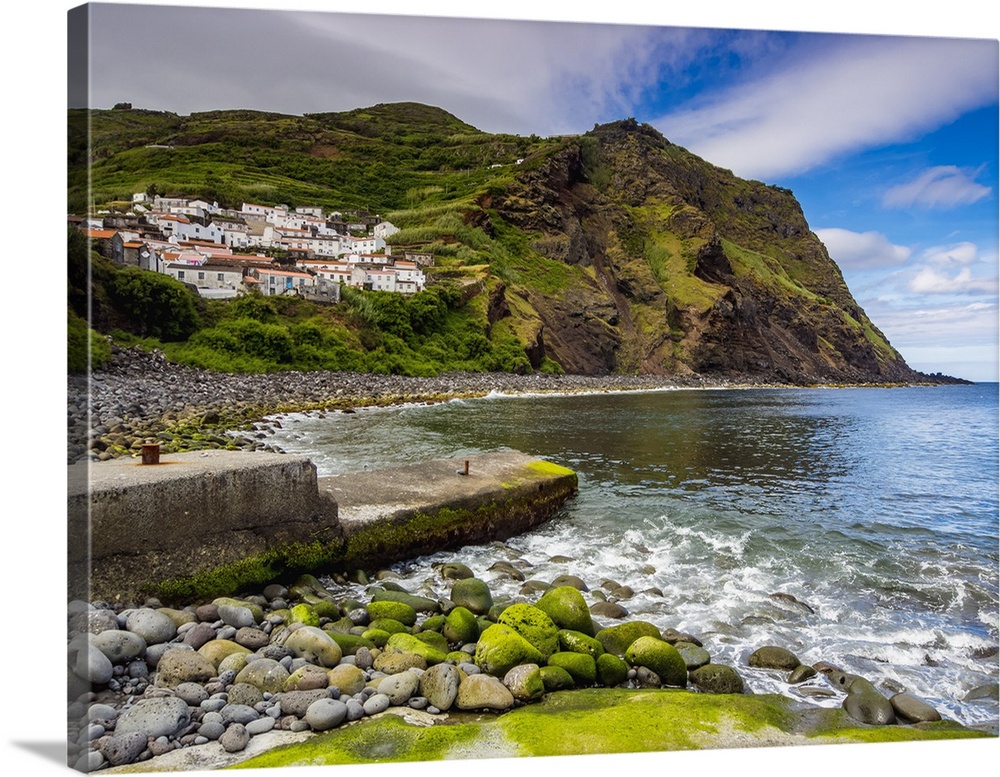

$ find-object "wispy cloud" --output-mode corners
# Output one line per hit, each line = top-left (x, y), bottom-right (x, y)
(921, 241), (982, 266)
(814, 228), (911, 268)
(908, 266), (998, 294)
(654, 35), (999, 180)
(883, 166), (991, 209)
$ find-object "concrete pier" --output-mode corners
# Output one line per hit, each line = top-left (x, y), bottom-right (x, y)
(321, 450), (579, 568)
(68, 449), (577, 603)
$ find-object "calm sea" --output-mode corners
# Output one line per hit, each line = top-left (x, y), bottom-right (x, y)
(263, 383), (999, 730)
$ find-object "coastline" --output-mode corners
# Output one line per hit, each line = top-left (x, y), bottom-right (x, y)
(68, 345), (967, 465)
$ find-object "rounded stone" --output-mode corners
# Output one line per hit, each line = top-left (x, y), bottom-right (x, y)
(443, 606), (480, 646)
(674, 642), (711, 671)
(890, 693), (942, 723)
(284, 626), (343, 668)
(219, 723), (250, 753)
(76, 641), (114, 685)
(539, 665), (575, 691)
(589, 601), (629, 619)
(625, 637), (687, 687)
(198, 639), (252, 670)
(378, 671), (421, 705)
(235, 627), (270, 651)
(155, 649), (217, 687)
(125, 608), (177, 645)
(748, 645), (801, 671)
(557, 629), (605, 659)
(383, 632), (448, 665)
(374, 652), (427, 675)
(547, 651), (597, 686)
(227, 682), (265, 707)
(115, 696), (191, 739)
(173, 682), (210, 706)
(197, 721), (226, 740)
(92, 630), (147, 664)
(221, 703), (261, 726)
(101, 731), (147, 767)
(246, 716), (276, 735)
(419, 663), (462, 711)
(503, 663), (545, 702)
(284, 664), (330, 692)
(690, 664), (746, 694)
(474, 623), (544, 677)
(549, 574), (588, 591)
(305, 698), (348, 731)
(595, 621), (662, 657)
(596, 652), (630, 687)
(277, 689), (329, 717)
(327, 664), (367, 697)
(363, 693), (391, 716)
(843, 688), (896, 725)
(788, 664), (818, 684)
(236, 657), (290, 694)
(449, 578), (494, 615)
(455, 673), (515, 711)
(497, 603), (560, 659)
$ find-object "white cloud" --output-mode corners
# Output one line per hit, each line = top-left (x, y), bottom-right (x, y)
(882, 166), (991, 209)
(921, 241), (982, 266)
(908, 266), (998, 294)
(815, 228), (911, 268)
(654, 35), (998, 179)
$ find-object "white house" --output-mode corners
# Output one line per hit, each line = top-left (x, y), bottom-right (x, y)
(373, 221), (400, 240)
(253, 267), (317, 297)
(166, 262), (244, 298)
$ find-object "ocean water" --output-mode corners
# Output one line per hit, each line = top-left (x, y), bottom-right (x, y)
(262, 383), (999, 730)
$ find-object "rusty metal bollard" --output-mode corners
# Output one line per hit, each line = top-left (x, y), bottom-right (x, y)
(141, 442), (160, 465)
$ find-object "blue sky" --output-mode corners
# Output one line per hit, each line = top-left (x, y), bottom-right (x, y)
(67, 2), (1000, 380)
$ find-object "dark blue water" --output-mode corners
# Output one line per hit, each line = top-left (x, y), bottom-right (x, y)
(264, 384), (999, 729)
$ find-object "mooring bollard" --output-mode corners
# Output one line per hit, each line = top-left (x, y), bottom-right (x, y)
(141, 442), (160, 465)
(463, 459), (470, 476)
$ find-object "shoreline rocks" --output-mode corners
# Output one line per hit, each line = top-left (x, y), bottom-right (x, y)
(68, 565), (957, 772)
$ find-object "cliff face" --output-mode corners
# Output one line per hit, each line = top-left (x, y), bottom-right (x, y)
(486, 119), (918, 383)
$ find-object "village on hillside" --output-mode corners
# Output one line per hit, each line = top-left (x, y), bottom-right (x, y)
(72, 193), (432, 303)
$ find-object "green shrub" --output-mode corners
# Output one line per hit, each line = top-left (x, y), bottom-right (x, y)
(67, 309), (111, 373)
(106, 266), (201, 341)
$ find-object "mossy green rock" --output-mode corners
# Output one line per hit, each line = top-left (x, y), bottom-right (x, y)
(625, 636), (687, 687)
(384, 632), (449, 665)
(212, 597), (264, 623)
(546, 651), (597, 686)
(595, 621), (661, 657)
(596, 653), (629, 687)
(198, 639), (251, 670)
(689, 664), (745, 694)
(450, 577), (493, 615)
(474, 623), (544, 677)
(368, 618), (409, 635)
(327, 664), (367, 696)
(284, 626), (344, 668)
(557, 629), (605, 659)
(536, 586), (596, 636)
(289, 604), (320, 628)
(311, 601), (341, 620)
(539, 665), (575, 691)
(503, 664), (545, 703)
(420, 615), (447, 632)
(366, 600), (418, 627)
(369, 588), (440, 613)
(361, 629), (391, 648)
(325, 632), (376, 655)
(412, 630), (449, 653)
(443, 606), (480, 646)
(497, 603), (560, 659)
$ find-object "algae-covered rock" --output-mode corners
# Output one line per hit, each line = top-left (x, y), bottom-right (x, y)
(324, 631), (375, 655)
(546, 651), (597, 686)
(474, 623), (544, 677)
(374, 651), (427, 674)
(284, 626), (344, 668)
(328, 664), (367, 696)
(361, 628), (391, 648)
(443, 606), (480, 646)
(497, 603), (560, 659)
(369, 587), (441, 613)
(536, 586), (596, 636)
(788, 664), (818, 684)
(596, 653), (629, 687)
(421, 615), (447, 632)
(368, 618), (409, 635)
(503, 663), (545, 703)
(450, 577), (494, 614)
(311, 601), (341, 621)
(384, 632), (449, 665)
(366, 600), (418, 627)
(440, 562), (475, 580)
(289, 604), (320, 628)
(283, 664), (329, 692)
(595, 621), (661, 657)
(198, 639), (251, 670)
(456, 673), (515, 711)
(213, 597), (264, 624)
(558, 629), (605, 659)
(420, 663), (462, 711)
(689, 663), (745, 694)
(412, 630), (449, 654)
(625, 636), (687, 687)
(539, 665), (575, 691)
(236, 658), (291, 694)
(748, 645), (800, 671)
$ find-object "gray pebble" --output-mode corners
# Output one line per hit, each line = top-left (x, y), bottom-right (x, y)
(220, 723), (250, 753)
(246, 716), (276, 736)
(363, 693), (391, 715)
(221, 704), (260, 726)
(305, 698), (348, 731)
(198, 721), (226, 740)
(345, 699), (365, 721)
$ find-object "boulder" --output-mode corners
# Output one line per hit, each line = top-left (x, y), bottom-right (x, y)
(748, 645), (801, 671)
(235, 658), (290, 694)
(115, 696), (191, 739)
(443, 606), (480, 646)
(624, 636), (687, 687)
(455, 674), (515, 711)
(890, 693), (942, 723)
(384, 632), (449, 665)
(284, 626), (344, 668)
(595, 621), (661, 657)
(503, 663), (545, 702)
(596, 653), (629, 687)
(690, 664), (746, 694)
(420, 663), (462, 711)
(327, 664), (367, 697)
(546, 652), (597, 686)
(557, 629), (605, 659)
(155, 649), (217, 687)
(536, 586), (596, 636)
(497, 603), (560, 659)
(474, 623), (544, 677)
(366, 600), (418, 627)
(450, 577), (494, 615)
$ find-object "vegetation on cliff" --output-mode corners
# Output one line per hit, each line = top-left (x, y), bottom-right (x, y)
(71, 103), (942, 384)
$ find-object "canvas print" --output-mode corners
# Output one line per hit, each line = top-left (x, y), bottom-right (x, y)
(65, 2), (999, 774)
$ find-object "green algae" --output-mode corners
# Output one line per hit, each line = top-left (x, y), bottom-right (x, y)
(231, 688), (990, 770)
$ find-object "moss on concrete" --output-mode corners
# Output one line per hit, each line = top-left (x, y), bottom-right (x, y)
(233, 688), (989, 769)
